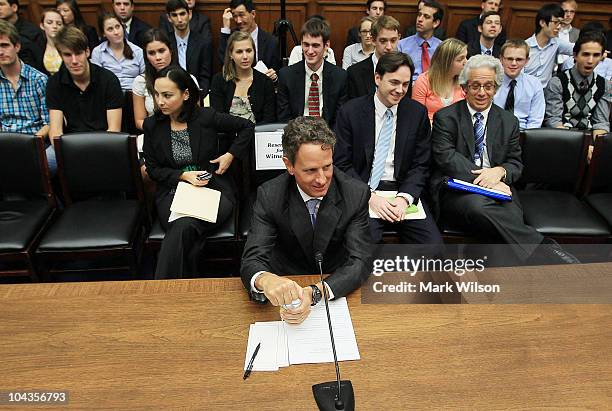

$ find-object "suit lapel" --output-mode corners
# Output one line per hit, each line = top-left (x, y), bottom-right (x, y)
(459, 101), (476, 160)
(187, 115), (201, 164)
(393, 102), (408, 179)
(362, 98), (376, 171)
(296, 63), (306, 115)
(287, 182), (314, 259)
(313, 177), (341, 256)
(159, 117), (179, 169)
(486, 105), (503, 165)
(322, 61), (331, 120)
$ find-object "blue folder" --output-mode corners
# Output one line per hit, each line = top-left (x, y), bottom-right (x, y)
(445, 178), (512, 201)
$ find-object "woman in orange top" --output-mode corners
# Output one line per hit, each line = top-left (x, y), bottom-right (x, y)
(413, 38), (468, 122)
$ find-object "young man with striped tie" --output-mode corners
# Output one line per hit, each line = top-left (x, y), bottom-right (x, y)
(277, 18), (347, 128)
(334, 51), (443, 245)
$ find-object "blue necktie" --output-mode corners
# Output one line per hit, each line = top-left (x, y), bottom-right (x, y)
(369, 109), (393, 190)
(306, 198), (320, 227)
(473, 112), (485, 164)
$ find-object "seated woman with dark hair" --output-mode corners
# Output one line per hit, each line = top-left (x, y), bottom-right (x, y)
(143, 66), (254, 279)
(210, 31), (276, 124)
(56, 0), (99, 51)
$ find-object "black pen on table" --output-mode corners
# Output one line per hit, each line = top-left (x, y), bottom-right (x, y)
(243, 342), (261, 380)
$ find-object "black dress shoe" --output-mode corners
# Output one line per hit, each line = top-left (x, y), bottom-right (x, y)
(542, 238), (581, 264)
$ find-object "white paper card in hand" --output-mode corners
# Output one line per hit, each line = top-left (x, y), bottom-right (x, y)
(253, 60), (268, 74)
(169, 181), (221, 223)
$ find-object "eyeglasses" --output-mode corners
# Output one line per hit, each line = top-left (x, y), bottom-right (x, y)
(467, 82), (496, 92)
(359, 30), (371, 35)
(550, 19), (564, 26)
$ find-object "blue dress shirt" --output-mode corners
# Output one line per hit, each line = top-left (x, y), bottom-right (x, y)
(90, 40), (145, 90)
(523, 35), (573, 88)
(493, 72), (545, 130)
(397, 34), (442, 81)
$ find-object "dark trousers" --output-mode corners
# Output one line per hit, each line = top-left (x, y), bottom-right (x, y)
(441, 189), (543, 260)
(155, 188), (234, 279)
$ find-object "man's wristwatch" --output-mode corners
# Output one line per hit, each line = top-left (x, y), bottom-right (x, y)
(309, 284), (322, 306)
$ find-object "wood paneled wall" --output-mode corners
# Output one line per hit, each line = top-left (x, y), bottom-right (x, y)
(23, 0), (612, 67)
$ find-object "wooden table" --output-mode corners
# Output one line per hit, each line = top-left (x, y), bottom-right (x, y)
(1, 268), (612, 409)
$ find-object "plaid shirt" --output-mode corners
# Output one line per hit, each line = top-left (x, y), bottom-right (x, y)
(0, 61), (49, 135)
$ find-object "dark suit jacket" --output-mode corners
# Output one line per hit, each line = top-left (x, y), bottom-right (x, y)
(240, 167), (372, 299)
(169, 31), (213, 95)
(430, 100), (523, 218)
(218, 28), (280, 72)
(334, 94), (432, 201)
(15, 17), (44, 49)
(455, 16), (507, 48)
(277, 60), (347, 128)
(18, 36), (44, 73)
(160, 11), (212, 42)
(466, 39), (501, 58)
(142, 107), (254, 201)
(127, 16), (151, 49)
(209, 69), (276, 124)
(347, 55), (375, 100)
(82, 25), (100, 52)
(345, 26), (360, 48)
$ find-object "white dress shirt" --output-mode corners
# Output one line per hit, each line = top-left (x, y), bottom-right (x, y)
(303, 61), (324, 116)
(174, 31), (190, 70)
(467, 103), (493, 168)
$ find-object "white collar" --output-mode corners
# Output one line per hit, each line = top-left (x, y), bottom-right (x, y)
(296, 183), (323, 202)
(374, 93), (398, 117)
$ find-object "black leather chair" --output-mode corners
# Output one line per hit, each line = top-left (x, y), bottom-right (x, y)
(583, 133), (612, 234)
(518, 129), (610, 242)
(36, 132), (146, 278)
(0, 133), (56, 281)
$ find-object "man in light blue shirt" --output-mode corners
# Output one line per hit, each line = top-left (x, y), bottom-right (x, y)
(494, 39), (545, 130)
(524, 3), (573, 87)
(397, 0), (443, 81)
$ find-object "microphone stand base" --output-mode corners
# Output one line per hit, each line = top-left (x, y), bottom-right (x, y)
(312, 380), (354, 411)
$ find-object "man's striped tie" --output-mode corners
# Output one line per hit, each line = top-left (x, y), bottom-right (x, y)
(308, 73), (320, 117)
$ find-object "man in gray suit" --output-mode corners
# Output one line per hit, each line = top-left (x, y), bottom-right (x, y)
(241, 117), (372, 324)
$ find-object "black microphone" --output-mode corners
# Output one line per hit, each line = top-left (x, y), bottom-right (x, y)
(312, 251), (355, 411)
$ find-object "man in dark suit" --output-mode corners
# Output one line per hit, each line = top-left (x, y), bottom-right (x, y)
(466, 11), (502, 58)
(277, 18), (347, 128)
(455, 0), (506, 49)
(344, 0), (385, 47)
(241, 116), (372, 324)
(335, 52), (442, 245)
(159, 0), (212, 43)
(347, 15), (401, 100)
(112, 0), (150, 48)
(166, 0), (212, 96)
(219, 0), (279, 81)
(430, 54), (545, 260)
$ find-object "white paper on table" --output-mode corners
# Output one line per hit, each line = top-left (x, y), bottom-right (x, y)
(285, 297), (360, 365)
(169, 181), (221, 223)
(254, 321), (289, 368)
(368, 190), (426, 220)
(253, 60), (269, 74)
(244, 323), (279, 371)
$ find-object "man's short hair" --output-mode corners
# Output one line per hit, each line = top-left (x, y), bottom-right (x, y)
(366, 0), (386, 9)
(229, 0), (255, 11)
(573, 30), (606, 54)
(375, 51), (415, 77)
(535, 4), (564, 34)
(500, 39), (530, 58)
(301, 17), (331, 43)
(166, 0), (188, 14)
(459, 54), (504, 87)
(479, 10), (501, 26)
(113, 0), (133, 4)
(54, 25), (88, 53)
(282, 117), (336, 164)
(422, 0), (444, 23)
(370, 15), (400, 39)
(0, 19), (20, 46)
(7, 0), (18, 7)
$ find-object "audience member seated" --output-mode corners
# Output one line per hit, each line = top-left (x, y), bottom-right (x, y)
(159, 0), (211, 43)
(0, 0), (43, 71)
(430, 55), (546, 261)
(493, 39), (545, 130)
(219, 0), (278, 81)
(413, 38), (467, 122)
(342, 16), (375, 70)
(335, 52), (443, 246)
(560, 22), (610, 75)
(397, 0), (444, 82)
(289, 16), (337, 66)
(39, 8), (63, 76)
(143, 66), (254, 279)
(240, 116), (372, 324)
(558, 0), (580, 68)
(113, 0), (151, 49)
(0, 20), (52, 170)
(405, 0), (445, 40)
(277, 18), (347, 128)
(347, 15), (400, 100)
(46, 26), (123, 140)
(524, 3), (573, 87)
(91, 12), (144, 92)
(345, 0), (385, 47)
(210, 31), (275, 124)
(466, 11), (502, 58)
(544, 31), (610, 136)
(165, 0), (212, 96)
(56, 0), (99, 51)
(455, 0), (506, 48)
